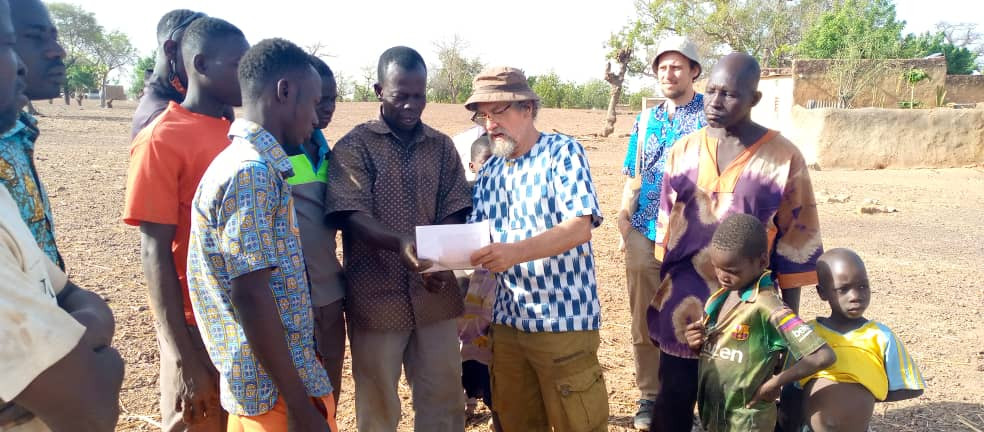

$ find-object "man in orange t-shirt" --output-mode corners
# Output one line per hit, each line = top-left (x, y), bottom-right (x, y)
(122, 17), (248, 432)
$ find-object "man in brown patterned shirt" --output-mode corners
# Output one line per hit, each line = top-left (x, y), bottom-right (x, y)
(325, 46), (472, 431)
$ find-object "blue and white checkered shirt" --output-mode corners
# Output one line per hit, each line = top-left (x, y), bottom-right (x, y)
(470, 133), (603, 333)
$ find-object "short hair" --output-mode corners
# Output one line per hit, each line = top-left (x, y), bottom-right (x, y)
(308, 55), (335, 80)
(238, 38), (313, 101)
(376, 46), (426, 83)
(711, 213), (768, 259)
(514, 99), (541, 120)
(470, 134), (491, 161)
(181, 17), (244, 58)
(156, 9), (202, 44)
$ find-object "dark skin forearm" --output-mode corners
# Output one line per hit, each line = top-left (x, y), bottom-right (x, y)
(882, 389), (923, 402)
(57, 281), (115, 349)
(139, 223), (199, 360)
(774, 345), (836, 387)
(230, 269), (315, 411)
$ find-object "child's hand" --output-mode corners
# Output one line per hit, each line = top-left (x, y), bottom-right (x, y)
(684, 321), (706, 352)
(747, 376), (782, 408)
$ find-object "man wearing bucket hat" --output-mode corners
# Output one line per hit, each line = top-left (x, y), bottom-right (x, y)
(616, 35), (705, 431)
(467, 66), (609, 431)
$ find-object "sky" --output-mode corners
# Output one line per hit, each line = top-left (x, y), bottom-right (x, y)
(64, 0), (984, 89)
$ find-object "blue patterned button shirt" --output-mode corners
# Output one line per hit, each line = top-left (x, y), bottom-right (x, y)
(187, 119), (332, 416)
(470, 133), (603, 333)
(621, 93), (705, 240)
(0, 112), (63, 269)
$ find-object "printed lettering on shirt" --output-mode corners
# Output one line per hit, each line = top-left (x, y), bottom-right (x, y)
(703, 343), (745, 363)
(772, 308), (813, 342)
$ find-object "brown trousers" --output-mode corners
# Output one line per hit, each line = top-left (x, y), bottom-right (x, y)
(624, 229), (662, 400)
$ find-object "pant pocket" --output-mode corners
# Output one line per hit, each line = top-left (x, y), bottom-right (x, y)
(555, 364), (609, 432)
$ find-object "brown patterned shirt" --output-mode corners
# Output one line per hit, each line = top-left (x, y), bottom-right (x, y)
(325, 117), (472, 330)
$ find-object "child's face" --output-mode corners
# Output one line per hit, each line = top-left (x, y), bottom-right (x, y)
(818, 262), (871, 320)
(469, 148), (492, 174)
(709, 246), (767, 291)
(315, 77), (337, 130)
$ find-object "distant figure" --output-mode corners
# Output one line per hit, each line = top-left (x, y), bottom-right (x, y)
(648, 52), (824, 431)
(684, 214), (834, 432)
(123, 16), (248, 432)
(615, 35), (705, 431)
(467, 66), (609, 431)
(186, 38), (336, 431)
(325, 46), (471, 432)
(781, 248), (925, 432)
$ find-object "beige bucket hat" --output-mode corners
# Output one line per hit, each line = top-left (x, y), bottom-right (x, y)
(464, 66), (540, 111)
(652, 35), (702, 77)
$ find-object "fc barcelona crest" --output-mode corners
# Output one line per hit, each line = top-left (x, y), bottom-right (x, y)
(733, 324), (750, 341)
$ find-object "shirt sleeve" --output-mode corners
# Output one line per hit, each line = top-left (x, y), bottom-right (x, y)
(550, 137), (602, 228)
(877, 322), (925, 392)
(762, 292), (826, 360)
(219, 162), (281, 279)
(435, 136), (473, 223)
(622, 113), (643, 177)
(771, 149), (823, 288)
(122, 133), (180, 226)
(0, 227), (85, 402)
(324, 132), (373, 220)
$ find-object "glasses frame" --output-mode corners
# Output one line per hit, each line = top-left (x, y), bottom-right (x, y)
(471, 103), (514, 126)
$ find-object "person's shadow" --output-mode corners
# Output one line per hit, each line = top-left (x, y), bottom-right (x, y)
(870, 401), (984, 431)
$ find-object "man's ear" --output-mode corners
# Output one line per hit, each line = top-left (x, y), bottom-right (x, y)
(163, 40), (178, 60)
(751, 90), (762, 108)
(373, 83), (382, 100)
(276, 78), (290, 103)
(193, 53), (207, 75)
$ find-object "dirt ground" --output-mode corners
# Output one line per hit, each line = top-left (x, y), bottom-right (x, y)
(28, 99), (984, 431)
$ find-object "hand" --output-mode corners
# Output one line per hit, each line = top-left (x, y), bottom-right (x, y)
(72, 310), (113, 350)
(287, 399), (331, 432)
(422, 270), (457, 294)
(616, 212), (632, 239)
(0, 402), (35, 428)
(747, 376), (782, 408)
(470, 243), (521, 273)
(398, 236), (433, 273)
(684, 321), (706, 352)
(172, 352), (220, 425)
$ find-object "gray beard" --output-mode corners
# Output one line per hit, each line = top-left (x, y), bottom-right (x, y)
(492, 135), (517, 158)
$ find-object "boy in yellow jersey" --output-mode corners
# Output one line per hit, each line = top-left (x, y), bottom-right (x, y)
(685, 214), (835, 432)
(781, 248), (924, 432)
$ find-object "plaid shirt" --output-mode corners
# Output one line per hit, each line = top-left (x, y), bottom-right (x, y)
(187, 119), (331, 416)
(470, 133), (603, 333)
(0, 112), (63, 269)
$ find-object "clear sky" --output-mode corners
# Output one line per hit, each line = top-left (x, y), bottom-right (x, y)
(64, 0), (983, 88)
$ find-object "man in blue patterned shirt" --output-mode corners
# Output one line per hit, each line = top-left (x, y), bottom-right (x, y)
(467, 66), (608, 432)
(186, 39), (336, 431)
(0, 0), (68, 270)
(616, 35), (706, 431)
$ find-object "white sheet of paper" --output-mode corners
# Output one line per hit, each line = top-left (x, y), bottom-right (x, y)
(415, 220), (491, 273)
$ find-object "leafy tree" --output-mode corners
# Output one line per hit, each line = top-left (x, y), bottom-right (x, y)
(529, 72), (565, 108)
(91, 31), (137, 107)
(428, 35), (483, 104)
(47, 2), (102, 104)
(903, 31), (977, 74)
(899, 67), (930, 108)
(129, 53), (155, 99)
(65, 58), (102, 105)
(580, 79), (611, 110)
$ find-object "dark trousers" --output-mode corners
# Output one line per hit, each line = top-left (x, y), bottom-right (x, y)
(462, 359), (493, 408)
(651, 351), (699, 432)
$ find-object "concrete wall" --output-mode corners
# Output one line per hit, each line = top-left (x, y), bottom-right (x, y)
(753, 76), (795, 133)
(792, 58), (947, 108)
(788, 106), (984, 169)
(945, 75), (984, 104)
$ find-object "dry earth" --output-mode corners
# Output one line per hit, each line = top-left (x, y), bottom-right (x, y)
(27, 99), (984, 431)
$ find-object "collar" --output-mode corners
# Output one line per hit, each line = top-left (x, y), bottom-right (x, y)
(228, 119), (294, 178)
(705, 270), (774, 319)
(655, 92), (704, 118)
(1, 111), (39, 141)
(310, 129), (330, 158)
(366, 111), (439, 144)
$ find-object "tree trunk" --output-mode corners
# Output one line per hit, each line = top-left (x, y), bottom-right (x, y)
(99, 77), (107, 108)
(601, 48), (631, 137)
(63, 85), (70, 105)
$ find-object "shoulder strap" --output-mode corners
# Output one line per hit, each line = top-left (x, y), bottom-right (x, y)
(635, 106), (652, 176)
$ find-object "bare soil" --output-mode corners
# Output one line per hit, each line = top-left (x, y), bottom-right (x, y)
(29, 99), (984, 431)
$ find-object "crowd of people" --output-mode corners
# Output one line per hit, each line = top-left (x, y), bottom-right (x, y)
(0, 2), (927, 432)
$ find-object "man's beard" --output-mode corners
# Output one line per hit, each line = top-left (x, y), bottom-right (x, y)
(491, 133), (518, 158)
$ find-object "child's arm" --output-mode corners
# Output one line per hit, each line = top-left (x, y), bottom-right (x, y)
(685, 321), (706, 353)
(747, 345), (836, 408)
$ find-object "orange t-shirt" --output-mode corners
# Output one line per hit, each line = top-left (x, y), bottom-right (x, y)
(123, 101), (231, 325)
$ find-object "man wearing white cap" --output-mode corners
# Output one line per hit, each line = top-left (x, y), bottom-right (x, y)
(616, 35), (705, 431)
(467, 66), (609, 431)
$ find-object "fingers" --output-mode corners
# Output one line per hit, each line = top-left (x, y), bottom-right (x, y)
(416, 258), (434, 273)
(470, 246), (492, 266)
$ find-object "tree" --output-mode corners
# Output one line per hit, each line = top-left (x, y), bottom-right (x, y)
(797, 0), (907, 107)
(934, 22), (984, 60)
(305, 41), (333, 59)
(91, 31), (137, 107)
(903, 31), (977, 75)
(64, 58), (101, 105)
(334, 71), (353, 101)
(47, 2), (102, 105)
(429, 35), (483, 104)
(353, 64), (375, 102)
(529, 72), (565, 108)
(899, 67), (930, 108)
(129, 53), (155, 99)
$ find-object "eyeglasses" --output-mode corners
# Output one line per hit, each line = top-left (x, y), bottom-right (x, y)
(471, 103), (513, 126)
(167, 12), (207, 42)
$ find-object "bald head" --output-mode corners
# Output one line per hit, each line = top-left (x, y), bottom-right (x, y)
(704, 52), (763, 129)
(816, 248), (867, 290)
(713, 52), (760, 91)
